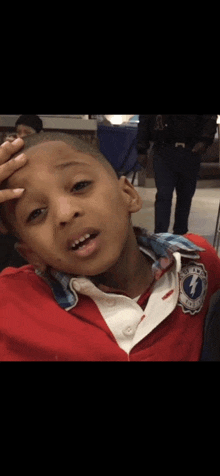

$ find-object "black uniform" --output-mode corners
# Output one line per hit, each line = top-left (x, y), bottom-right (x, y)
(136, 115), (217, 235)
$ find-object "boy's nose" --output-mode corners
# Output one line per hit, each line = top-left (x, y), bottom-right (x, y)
(54, 197), (82, 226)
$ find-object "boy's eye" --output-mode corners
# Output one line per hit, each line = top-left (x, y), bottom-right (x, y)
(27, 208), (45, 223)
(72, 181), (92, 192)
(26, 182), (92, 223)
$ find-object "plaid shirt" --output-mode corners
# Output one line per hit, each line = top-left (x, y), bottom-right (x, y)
(35, 227), (204, 310)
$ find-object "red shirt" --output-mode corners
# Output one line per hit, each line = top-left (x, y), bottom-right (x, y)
(0, 234), (220, 361)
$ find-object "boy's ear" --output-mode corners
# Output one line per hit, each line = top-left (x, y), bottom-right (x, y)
(15, 241), (47, 273)
(118, 176), (142, 213)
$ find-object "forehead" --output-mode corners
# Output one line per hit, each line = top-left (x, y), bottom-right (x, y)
(23, 140), (97, 165)
(8, 140), (99, 188)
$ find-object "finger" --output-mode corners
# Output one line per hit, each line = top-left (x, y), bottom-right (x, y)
(0, 187), (25, 204)
(0, 153), (27, 182)
(0, 138), (24, 165)
(7, 136), (18, 143)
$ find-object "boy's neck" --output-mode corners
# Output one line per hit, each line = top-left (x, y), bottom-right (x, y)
(92, 230), (153, 299)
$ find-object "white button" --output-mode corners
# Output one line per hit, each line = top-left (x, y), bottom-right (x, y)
(123, 326), (135, 337)
(106, 298), (117, 307)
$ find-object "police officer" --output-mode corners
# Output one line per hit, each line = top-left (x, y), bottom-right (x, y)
(136, 115), (217, 235)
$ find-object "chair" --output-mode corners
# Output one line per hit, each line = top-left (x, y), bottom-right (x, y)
(97, 124), (142, 184)
(116, 135), (142, 184)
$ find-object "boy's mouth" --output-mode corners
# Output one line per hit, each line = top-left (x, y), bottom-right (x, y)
(67, 229), (100, 258)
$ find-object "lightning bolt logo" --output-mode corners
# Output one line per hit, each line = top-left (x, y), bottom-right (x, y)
(179, 262), (207, 315)
(189, 275), (199, 297)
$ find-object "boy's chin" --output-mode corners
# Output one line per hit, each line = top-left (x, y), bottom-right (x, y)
(58, 255), (120, 277)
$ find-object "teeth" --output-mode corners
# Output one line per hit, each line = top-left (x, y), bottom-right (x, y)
(71, 233), (91, 249)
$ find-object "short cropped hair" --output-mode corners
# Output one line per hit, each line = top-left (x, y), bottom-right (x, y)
(12, 131), (117, 177)
(0, 131), (118, 235)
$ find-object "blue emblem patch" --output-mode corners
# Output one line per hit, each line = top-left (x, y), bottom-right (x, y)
(178, 262), (208, 315)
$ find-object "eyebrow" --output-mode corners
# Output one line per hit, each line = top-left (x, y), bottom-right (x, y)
(54, 161), (91, 170)
(13, 161), (91, 211)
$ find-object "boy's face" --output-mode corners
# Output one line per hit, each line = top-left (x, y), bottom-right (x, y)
(5, 141), (142, 276)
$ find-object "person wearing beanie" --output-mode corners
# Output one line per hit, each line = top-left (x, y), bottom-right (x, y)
(15, 115), (43, 138)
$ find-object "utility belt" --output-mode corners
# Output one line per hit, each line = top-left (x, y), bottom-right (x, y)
(154, 140), (194, 150)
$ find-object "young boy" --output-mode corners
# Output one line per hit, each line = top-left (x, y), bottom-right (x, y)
(0, 132), (220, 361)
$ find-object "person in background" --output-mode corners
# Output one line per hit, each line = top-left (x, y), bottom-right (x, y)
(1, 114), (43, 144)
(15, 114), (43, 138)
(136, 115), (217, 235)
